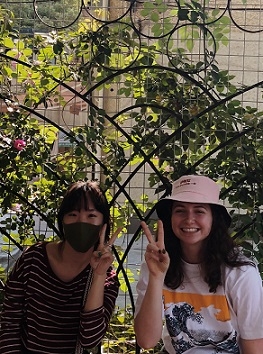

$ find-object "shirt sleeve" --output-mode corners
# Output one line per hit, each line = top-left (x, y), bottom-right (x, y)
(134, 261), (150, 318)
(226, 264), (263, 340)
(79, 268), (120, 349)
(0, 249), (29, 353)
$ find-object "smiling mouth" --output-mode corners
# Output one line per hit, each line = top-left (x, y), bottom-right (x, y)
(181, 228), (199, 232)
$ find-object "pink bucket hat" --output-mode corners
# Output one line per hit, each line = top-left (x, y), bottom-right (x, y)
(156, 175), (231, 226)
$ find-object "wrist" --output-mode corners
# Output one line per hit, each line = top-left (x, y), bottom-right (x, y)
(149, 273), (165, 283)
(92, 272), (107, 281)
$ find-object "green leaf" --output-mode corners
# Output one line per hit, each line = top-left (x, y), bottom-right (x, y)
(3, 37), (15, 48)
(151, 11), (160, 22)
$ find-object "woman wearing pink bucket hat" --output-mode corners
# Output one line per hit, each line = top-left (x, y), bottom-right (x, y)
(134, 175), (263, 354)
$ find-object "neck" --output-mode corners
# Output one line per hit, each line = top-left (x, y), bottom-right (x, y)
(181, 244), (204, 264)
(59, 241), (93, 265)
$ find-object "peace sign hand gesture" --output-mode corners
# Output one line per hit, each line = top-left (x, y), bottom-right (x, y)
(141, 220), (170, 278)
(90, 224), (121, 276)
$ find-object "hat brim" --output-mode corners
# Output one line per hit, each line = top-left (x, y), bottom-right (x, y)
(156, 197), (232, 228)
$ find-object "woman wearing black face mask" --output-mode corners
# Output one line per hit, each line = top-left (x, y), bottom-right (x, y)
(0, 181), (121, 354)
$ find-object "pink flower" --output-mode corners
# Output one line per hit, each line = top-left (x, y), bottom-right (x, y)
(13, 139), (26, 151)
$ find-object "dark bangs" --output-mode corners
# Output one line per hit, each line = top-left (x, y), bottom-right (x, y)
(61, 183), (108, 215)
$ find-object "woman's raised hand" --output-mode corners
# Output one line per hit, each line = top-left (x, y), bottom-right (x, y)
(141, 220), (170, 277)
(90, 224), (121, 275)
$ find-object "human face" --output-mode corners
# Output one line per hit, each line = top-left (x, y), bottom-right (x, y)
(63, 198), (104, 226)
(171, 201), (213, 249)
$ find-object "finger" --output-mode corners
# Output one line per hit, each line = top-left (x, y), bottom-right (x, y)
(141, 221), (155, 244)
(97, 249), (114, 261)
(99, 224), (107, 246)
(156, 220), (165, 249)
(108, 227), (122, 246)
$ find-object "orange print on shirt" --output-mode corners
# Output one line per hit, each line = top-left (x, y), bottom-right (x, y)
(163, 290), (231, 322)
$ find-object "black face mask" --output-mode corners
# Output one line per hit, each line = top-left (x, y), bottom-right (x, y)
(63, 222), (101, 253)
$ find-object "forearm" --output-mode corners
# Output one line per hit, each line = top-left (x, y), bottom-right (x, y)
(80, 271), (119, 348)
(0, 280), (24, 353)
(83, 273), (107, 312)
(79, 306), (108, 348)
(0, 319), (22, 353)
(134, 275), (164, 349)
(240, 338), (263, 354)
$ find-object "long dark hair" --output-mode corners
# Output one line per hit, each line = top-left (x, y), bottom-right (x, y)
(57, 181), (111, 246)
(163, 203), (255, 292)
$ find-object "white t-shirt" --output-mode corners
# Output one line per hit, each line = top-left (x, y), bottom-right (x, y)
(135, 260), (263, 354)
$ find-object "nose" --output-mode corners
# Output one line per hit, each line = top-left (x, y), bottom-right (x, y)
(78, 211), (87, 222)
(184, 211), (195, 223)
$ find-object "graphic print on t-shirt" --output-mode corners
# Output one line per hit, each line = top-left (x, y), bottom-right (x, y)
(163, 290), (239, 354)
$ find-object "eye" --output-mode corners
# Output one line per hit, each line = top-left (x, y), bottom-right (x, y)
(67, 211), (78, 216)
(196, 209), (205, 214)
(174, 208), (185, 213)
